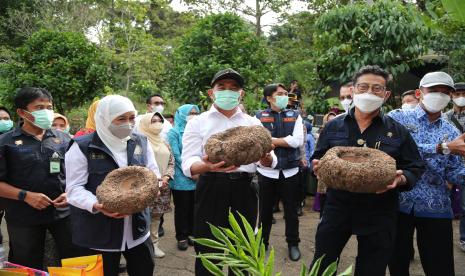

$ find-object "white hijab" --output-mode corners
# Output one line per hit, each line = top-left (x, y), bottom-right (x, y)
(95, 95), (137, 167)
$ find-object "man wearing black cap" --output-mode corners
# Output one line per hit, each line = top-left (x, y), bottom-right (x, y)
(256, 83), (304, 261)
(443, 82), (465, 252)
(181, 68), (276, 276)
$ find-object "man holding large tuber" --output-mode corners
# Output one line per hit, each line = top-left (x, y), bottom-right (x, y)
(310, 65), (424, 276)
(181, 68), (276, 276)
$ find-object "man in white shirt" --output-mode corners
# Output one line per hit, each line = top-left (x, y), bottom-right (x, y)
(256, 83), (304, 261)
(181, 68), (276, 276)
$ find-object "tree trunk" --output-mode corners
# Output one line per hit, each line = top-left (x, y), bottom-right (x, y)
(255, 0), (261, 36)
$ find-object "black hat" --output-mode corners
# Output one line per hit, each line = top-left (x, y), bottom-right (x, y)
(455, 82), (465, 91)
(211, 68), (244, 88)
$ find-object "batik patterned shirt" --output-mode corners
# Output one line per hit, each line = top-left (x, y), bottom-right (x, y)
(389, 105), (465, 218)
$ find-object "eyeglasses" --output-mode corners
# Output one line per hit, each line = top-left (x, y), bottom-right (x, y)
(152, 101), (165, 106)
(355, 83), (386, 95)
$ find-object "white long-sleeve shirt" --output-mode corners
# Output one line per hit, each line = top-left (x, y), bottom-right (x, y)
(257, 115), (304, 179)
(181, 106), (277, 177)
(65, 141), (161, 252)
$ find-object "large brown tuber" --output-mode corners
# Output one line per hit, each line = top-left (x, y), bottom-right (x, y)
(318, 146), (396, 193)
(96, 166), (159, 214)
(204, 125), (273, 167)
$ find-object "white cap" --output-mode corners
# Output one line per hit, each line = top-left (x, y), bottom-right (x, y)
(419, 72), (455, 90)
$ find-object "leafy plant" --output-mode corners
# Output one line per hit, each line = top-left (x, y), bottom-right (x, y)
(313, 0), (430, 84)
(194, 210), (352, 276)
(166, 13), (274, 108)
(3, 30), (110, 114)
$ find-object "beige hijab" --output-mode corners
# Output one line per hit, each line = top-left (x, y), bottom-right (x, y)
(139, 112), (171, 175)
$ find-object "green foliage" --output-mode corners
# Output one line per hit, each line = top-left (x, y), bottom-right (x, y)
(195, 210), (352, 276)
(167, 13), (273, 108)
(181, 0), (291, 36)
(4, 30), (110, 114)
(428, 10), (465, 82)
(441, 0), (465, 23)
(313, 0), (430, 84)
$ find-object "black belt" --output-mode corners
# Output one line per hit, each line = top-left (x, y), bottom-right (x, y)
(202, 172), (255, 180)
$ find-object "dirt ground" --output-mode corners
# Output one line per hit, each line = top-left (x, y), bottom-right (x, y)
(1, 198), (464, 275)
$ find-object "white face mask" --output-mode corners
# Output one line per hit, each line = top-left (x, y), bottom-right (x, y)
(422, 92), (450, 113)
(401, 103), (417, 110)
(340, 99), (352, 112)
(453, 97), (465, 107)
(152, 105), (164, 114)
(186, 115), (196, 122)
(353, 93), (385, 113)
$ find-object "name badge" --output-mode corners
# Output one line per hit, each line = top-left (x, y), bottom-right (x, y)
(283, 117), (296, 122)
(90, 153), (106, 160)
(260, 117), (275, 123)
(50, 161), (60, 174)
(50, 152), (60, 174)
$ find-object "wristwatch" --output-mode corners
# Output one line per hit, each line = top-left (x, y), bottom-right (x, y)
(441, 142), (451, 155)
(18, 190), (27, 201)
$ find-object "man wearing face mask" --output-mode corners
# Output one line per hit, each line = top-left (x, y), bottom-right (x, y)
(339, 82), (353, 112)
(0, 106), (14, 264)
(0, 87), (77, 270)
(388, 73), (465, 275)
(310, 65), (425, 276)
(181, 68), (277, 276)
(400, 90), (419, 110)
(444, 82), (465, 252)
(256, 83), (304, 261)
(0, 107), (14, 135)
(135, 94), (172, 142)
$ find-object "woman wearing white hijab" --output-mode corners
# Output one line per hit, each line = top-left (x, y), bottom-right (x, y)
(65, 95), (160, 276)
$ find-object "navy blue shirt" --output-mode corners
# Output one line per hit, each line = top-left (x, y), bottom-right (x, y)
(0, 127), (70, 226)
(312, 108), (425, 234)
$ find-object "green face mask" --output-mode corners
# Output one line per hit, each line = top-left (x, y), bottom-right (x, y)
(274, 95), (289, 110)
(214, 90), (240, 111)
(0, 120), (13, 133)
(25, 109), (54, 130)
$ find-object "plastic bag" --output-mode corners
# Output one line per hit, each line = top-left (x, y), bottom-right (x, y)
(48, 255), (103, 276)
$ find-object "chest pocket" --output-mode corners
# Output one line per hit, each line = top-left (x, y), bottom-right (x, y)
(378, 137), (401, 157)
(326, 132), (350, 147)
(7, 145), (41, 168)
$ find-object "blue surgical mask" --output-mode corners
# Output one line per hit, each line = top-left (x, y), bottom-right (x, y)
(274, 95), (289, 110)
(25, 109), (54, 129)
(214, 90), (240, 111)
(0, 120), (13, 133)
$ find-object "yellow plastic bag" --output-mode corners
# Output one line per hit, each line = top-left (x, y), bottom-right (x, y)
(48, 255), (103, 276)
(0, 270), (30, 275)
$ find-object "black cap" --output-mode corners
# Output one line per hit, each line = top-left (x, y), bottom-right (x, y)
(211, 68), (244, 88)
(455, 82), (465, 91)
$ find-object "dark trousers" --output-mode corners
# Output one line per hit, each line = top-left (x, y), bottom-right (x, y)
(258, 172), (300, 246)
(299, 167), (309, 203)
(0, 211), (3, 244)
(81, 237), (154, 276)
(172, 189), (195, 241)
(311, 209), (395, 276)
(6, 216), (78, 270)
(194, 173), (258, 276)
(388, 212), (454, 276)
